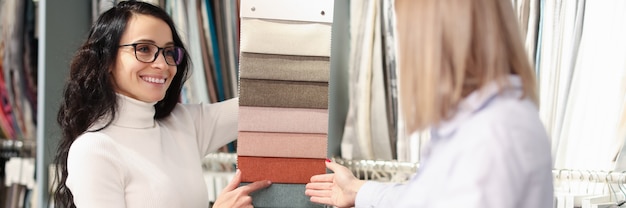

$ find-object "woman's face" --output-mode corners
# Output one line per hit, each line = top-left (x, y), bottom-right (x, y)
(112, 14), (177, 103)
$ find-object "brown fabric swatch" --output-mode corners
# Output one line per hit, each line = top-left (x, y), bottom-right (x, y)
(237, 132), (327, 159)
(238, 106), (328, 134)
(239, 52), (330, 82)
(238, 156), (326, 184)
(239, 78), (328, 109)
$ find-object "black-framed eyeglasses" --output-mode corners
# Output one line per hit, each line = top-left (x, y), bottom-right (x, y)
(119, 43), (185, 66)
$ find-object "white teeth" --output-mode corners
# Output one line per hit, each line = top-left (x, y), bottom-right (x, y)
(142, 77), (165, 84)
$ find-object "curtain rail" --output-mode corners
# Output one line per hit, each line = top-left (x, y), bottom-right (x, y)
(202, 153), (626, 184)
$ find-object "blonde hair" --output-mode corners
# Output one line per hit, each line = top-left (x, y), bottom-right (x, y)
(395, 0), (538, 133)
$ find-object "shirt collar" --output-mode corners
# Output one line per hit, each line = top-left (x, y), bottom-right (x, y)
(432, 75), (523, 138)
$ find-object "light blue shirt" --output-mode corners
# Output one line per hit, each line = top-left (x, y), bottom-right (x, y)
(355, 75), (554, 207)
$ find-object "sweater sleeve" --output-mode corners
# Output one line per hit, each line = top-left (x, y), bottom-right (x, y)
(195, 97), (239, 156)
(66, 133), (126, 208)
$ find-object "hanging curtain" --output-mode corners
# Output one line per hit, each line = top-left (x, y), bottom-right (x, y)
(163, 0), (239, 104)
(0, 0), (37, 141)
(341, 0), (394, 161)
(511, 0), (540, 65)
(537, 0), (626, 170)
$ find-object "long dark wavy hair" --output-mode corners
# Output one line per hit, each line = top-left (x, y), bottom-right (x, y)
(53, 1), (190, 207)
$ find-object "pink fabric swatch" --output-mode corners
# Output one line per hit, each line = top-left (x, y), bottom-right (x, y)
(238, 106), (328, 134)
(237, 131), (327, 159)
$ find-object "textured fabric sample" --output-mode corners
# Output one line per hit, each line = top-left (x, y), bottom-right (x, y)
(239, 78), (328, 109)
(238, 156), (326, 183)
(240, 183), (323, 208)
(240, 18), (332, 57)
(238, 106), (328, 134)
(237, 1), (334, 207)
(237, 132), (327, 158)
(239, 52), (330, 82)
(239, 0), (334, 24)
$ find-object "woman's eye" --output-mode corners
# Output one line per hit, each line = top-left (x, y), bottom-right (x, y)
(136, 44), (152, 53)
(164, 49), (175, 57)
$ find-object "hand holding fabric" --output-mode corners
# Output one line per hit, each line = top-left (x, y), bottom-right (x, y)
(213, 169), (271, 208)
(305, 161), (366, 208)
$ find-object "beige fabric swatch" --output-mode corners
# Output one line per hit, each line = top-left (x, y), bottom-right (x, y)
(239, 52), (330, 82)
(237, 131), (327, 158)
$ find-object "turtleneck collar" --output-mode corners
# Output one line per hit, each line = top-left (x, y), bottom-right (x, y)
(111, 94), (158, 129)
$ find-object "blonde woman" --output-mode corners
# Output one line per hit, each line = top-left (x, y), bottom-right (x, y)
(305, 0), (554, 207)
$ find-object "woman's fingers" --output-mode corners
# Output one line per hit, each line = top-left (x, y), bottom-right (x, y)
(305, 181), (333, 190)
(310, 173), (334, 182)
(305, 189), (332, 197)
(239, 180), (272, 195)
(221, 169), (242, 193)
(325, 161), (349, 173)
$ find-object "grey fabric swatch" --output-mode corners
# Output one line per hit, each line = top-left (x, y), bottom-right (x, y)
(240, 183), (324, 208)
(240, 52), (330, 82)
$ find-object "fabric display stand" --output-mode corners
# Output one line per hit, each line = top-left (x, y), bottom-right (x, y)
(236, 0), (334, 207)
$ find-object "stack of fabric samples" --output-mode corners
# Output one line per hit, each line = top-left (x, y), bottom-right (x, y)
(236, 0), (334, 207)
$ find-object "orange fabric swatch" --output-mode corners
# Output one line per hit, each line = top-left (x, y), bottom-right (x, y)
(238, 156), (326, 184)
(237, 132), (327, 159)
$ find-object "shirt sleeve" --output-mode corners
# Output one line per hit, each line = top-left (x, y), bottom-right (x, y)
(66, 133), (126, 208)
(355, 111), (552, 207)
(355, 180), (409, 207)
(194, 97), (239, 156)
(354, 140), (518, 208)
(426, 137), (519, 208)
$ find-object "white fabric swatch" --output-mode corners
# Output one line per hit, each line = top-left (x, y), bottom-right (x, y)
(240, 18), (332, 57)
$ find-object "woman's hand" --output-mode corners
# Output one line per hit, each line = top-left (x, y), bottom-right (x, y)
(212, 169), (271, 208)
(305, 160), (366, 208)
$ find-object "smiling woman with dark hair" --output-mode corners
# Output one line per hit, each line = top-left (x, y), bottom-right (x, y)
(53, 1), (270, 207)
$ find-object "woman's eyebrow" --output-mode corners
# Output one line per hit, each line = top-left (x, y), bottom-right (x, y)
(130, 39), (175, 46)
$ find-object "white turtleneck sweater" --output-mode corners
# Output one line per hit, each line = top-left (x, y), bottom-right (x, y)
(66, 95), (238, 208)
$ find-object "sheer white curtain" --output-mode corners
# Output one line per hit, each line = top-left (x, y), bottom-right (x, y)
(534, 0), (626, 170)
(341, 0), (394, 161)
(511, 0), (540, 64)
